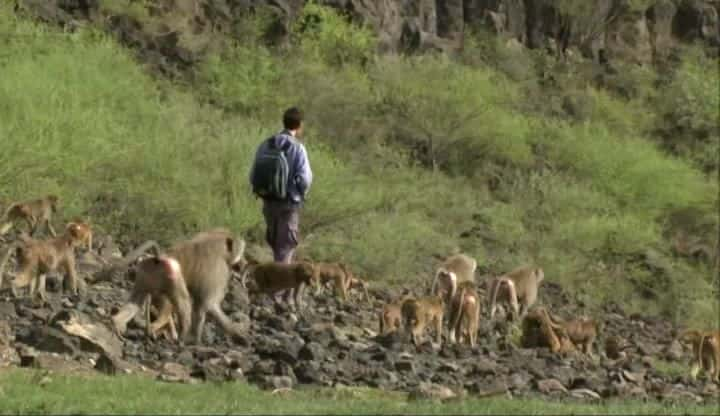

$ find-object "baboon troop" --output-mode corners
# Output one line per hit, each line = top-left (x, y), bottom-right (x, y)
(0, 196), (716, 384)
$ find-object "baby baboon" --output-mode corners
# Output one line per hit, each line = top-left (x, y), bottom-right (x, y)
(679, 329), (720, 383)
(379, 301), (404, 335)
(144, 293), (178, 341)
(1, 195), (59, 237)
(311, 262), (368, 301)
(401, 295), (444, 346)
(487, 276), (520, 321)
(448, 283), (481, 347)
(430, 253), (477, 298)
(112, 229), (246, 344)
(0, 222), (85, 300)
(494, 265), (544, 319)
(547, 315), (602, 356)
(247, 261), (315, 310)
(521, 307), (575, 355)
(67, 219), (93, 251)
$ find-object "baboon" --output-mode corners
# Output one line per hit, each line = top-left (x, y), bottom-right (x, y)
(1, 195), (59, 237)
(448, 283), (481, 347)
(546, 315), (602, 356)
(491, 265), (544, 320)
(67, 219), (92, 251)
(0, 222), (85, 300)
(604, 335), (634, 360)
(379, 300), (404, 335)
(144, 293), (178, 341)
(112, 229), (246, 344)
(487, 276), (520, 320)
(246, 261), (315, 310)
(401, 295), (444, 346)
(431, 253), (477, 298)
(521, 307), (576, 355)
(311, 262), (369, 301)
(679, 329), (720, 383)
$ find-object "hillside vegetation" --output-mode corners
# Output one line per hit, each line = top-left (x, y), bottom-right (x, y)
(0, 2), (717, 325)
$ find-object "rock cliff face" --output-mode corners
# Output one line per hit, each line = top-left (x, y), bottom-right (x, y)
(15, 0), (720, 66)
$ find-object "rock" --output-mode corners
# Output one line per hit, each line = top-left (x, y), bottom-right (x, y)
(408, 382), (457, 401)
(19, 326), (80, 356)
(394, 360), (414, 373)
(298, 342), (325, 361)
(177, 350), (195, 367)
(438, 361), (460, 373)
(537, 379), (568, 394)
(158, 362), (192, 383)
(0, 320), (13, 346)
(192, 361), (228, 382)
(262, 376), (294, 391)
(0, 342), (20, 367)
(52, 311), (122, 357)
(0, 302), (17, 319)
(294, 361), (324, 384)
(470, 359), (498, 376)
(570, 388), (601, 400)
(664, 340), (684, 361)
(622, 369), (646, 384)
(95, 352), (131, 375)
(508, 372), (532, 391)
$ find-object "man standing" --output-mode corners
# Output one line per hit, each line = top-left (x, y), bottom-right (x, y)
(250, 107), (313, 264)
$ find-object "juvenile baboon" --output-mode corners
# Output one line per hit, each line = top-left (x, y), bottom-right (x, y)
(547, 315), (602, 356)
(1, 195), (59, 237)
(67, 219), (92, 251)
(521, 307), (575, 355)
(679, 329), (720, 383)
(144, 293), (178, 341)
(487, 276), (520, 320)
(311, 262), (369, 301)
(0, 222), (85, 300)
(112, 229), (246, 344)
(401, 295), (444, 346)
(247, 261), (315, 310)
(430, 253), (477, 298)
(448, 283), (481, 347)
(379, 300), (404, 335)
(493, 265), (544, 319)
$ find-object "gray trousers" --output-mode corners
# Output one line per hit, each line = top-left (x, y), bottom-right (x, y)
(262, 199), (301, 264)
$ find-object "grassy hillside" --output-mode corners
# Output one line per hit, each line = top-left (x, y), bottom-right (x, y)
(0, 3), (717, 325)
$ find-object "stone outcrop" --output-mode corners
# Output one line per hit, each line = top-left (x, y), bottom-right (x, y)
(14, 0), (720, 70)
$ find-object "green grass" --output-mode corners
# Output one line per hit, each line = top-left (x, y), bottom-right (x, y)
(0, 2), (717, 325)
(0, 369), (717, 415)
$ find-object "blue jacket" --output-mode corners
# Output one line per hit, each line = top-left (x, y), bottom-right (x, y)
(249, 130), (313, 204)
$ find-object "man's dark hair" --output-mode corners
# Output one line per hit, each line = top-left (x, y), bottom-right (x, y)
(283, 107), (303, 130)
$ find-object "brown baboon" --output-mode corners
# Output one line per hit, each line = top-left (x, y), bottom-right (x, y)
(679, 329), (720, 383)
(521, 307), (576, 355)
(487, 276), (520, 320)
(1, 195), (59, 237)
(401, 295), (444, 346)
(112, 229), (246, 344)
(311, 262), (369, 301)
(247, 261), (315, 310)
(0, 222), (86, 300)
(431, 253), (477, 298)
(494, 265), (544, 319)
(448, 283), (481, 347)
(547, 315), (602, 357)
(379, 301), (404, 335)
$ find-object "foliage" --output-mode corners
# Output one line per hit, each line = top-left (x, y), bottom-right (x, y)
(292, 0), (377, 68)
(2, 369), (718, 415)
(0, 1), (717, 324)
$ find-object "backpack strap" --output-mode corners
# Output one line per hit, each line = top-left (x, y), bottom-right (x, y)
(268, 135), (293, 153)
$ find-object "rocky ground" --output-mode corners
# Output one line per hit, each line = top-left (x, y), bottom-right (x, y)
(0, 233), (718, 405)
